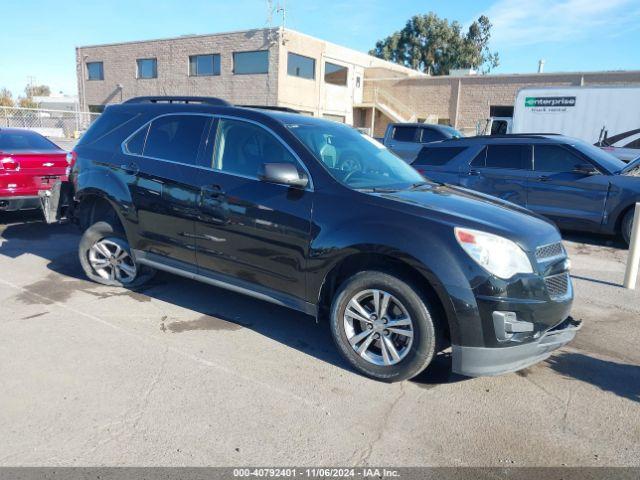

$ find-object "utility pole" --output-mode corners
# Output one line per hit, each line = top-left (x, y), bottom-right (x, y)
(26, 75), (36, 97)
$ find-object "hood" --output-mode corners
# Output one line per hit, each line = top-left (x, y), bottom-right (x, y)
(369, 184), (560, 252)
(621, 157), (640, 176)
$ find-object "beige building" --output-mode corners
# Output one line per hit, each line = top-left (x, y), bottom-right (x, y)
(76, 27), (421, 126)
(77, 27), (640, 137)
(365, 69), (640, 137)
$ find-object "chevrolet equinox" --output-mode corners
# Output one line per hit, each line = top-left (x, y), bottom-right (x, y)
(49, 97), (581, 382)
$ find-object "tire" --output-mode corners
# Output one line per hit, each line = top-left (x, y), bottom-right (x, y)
(330, 271), (437, 382)
(622, 209), (635, 247)
(79, 218), (154, 288)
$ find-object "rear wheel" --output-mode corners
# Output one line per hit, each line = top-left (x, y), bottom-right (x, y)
(79, 218), (154, 288)
(622, 209), (636, 246)
(330, 271), (437, 382)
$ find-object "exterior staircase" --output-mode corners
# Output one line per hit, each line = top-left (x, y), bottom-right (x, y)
(358, 87), (418, 123)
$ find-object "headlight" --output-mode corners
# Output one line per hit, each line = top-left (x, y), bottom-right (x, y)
(454, 227), (533, 279)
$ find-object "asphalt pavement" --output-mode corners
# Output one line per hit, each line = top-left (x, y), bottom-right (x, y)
(0, 212), (638, 466)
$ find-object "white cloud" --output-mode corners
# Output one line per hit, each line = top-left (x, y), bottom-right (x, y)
(483, 0), (640, 46)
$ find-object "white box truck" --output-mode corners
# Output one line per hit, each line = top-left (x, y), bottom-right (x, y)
(512, 86), (640, 161)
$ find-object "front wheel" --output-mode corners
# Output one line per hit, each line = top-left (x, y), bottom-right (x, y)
(330, 271), (437, 382)
(622, 209), (636, 247)
(79, 220), (154, 288)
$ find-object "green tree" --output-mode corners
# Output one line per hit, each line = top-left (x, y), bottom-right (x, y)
(369, 13), (499, 75)
(0, 88), (14, 107)
(18, 96), (38, 109)
(24, 84), (50, 98)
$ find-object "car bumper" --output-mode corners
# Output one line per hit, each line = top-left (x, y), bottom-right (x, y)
(451, 316), (582, 377)
(0, 195), (41, 211)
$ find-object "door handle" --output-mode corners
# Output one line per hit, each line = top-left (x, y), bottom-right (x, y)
(201, 184), (224, 197)
(536, 175), (550, 182)
(468, 169), (480, 176)
(120, 162), (139, 175)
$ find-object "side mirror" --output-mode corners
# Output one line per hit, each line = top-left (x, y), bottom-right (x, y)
(259, 162), (309, 189)
(573, 164), (599, 176)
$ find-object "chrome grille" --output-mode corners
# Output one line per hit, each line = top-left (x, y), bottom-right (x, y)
(536, 242), (565, 262)
(544, 272), (570, 300)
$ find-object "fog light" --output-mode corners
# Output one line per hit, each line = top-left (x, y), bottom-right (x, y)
(493, 311), (534, 341)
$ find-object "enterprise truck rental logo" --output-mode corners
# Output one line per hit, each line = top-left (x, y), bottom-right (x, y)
(525, 96), (576, 107)
(525, 96), (576, 114)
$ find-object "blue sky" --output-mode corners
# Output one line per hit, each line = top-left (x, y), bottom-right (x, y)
(1, 0), (639, 98)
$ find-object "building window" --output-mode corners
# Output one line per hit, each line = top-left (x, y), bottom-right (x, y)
(86, 62), (104, 81)
(287, 52), (315, 80)
(325, 62), (348, 86)
(233, 50), (269, 75)
(189, 54), (221, 77)
(137, 58), (158, 79)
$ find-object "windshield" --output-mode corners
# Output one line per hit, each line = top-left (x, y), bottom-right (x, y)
(286, 121), (426, 190)
(570, 139), (626, 173)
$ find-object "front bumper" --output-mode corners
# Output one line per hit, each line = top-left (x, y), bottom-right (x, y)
(451, 316), (582, 377)
(0, 195), (41, 211)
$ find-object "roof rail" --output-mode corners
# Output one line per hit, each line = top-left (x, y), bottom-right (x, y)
(478, 133), (563, 138)
(240, 105), (300, 113)
(123, 96), (232, 106)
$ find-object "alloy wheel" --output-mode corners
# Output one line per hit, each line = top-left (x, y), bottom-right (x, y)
(343, 289), (414, 366)
(88, 238), (137, 284)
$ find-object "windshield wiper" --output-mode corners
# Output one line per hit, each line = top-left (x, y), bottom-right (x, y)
(356, 187), (400, 193)
(408, 181), (431, 190)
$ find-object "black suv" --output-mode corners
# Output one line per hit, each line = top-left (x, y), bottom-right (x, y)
(52, 97), (580, 382)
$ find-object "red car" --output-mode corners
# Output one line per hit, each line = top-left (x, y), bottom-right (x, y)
(0, 128), (69, 212)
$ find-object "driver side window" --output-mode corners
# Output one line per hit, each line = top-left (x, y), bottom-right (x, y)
(211, 118), (297, 178)
(534, 145), (589, 172)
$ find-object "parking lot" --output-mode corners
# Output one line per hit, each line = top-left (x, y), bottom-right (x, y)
(0, 211), (639, 467)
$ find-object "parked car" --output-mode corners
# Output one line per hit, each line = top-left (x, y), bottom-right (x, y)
(413, 134), (640, 245)
(0, 128), (68, 212)
(382, 122), (463, 162)
(48, 97), (579, 382)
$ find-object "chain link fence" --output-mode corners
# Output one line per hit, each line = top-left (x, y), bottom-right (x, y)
(0, 106), (100, 139)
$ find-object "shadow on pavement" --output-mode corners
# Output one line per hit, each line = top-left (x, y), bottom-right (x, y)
(547, 352), (640, 403)
(570, 274), (622, 288)
(0, 217), (355, 377)
(562, 230), (626, 250)
(18, 217), (638, 387)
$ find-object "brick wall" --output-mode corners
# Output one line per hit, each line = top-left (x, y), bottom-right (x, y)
(76, 27), (419, 121)
(77, 29), (280, 108)
(366, 71), (640, 135)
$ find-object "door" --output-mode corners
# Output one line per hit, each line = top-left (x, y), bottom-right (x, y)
(460, 144), (532, 207)
(192, 117), (313, 300)
(527, 144), (609, 229)
(386, 126), (420, 162)
(120, 113), (210, 266)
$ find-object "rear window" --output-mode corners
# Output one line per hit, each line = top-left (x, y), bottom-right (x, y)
(472, 145), (531, 170)
(392, 126), (418, 142)
(77, 111), (138, 146)
(414, 146), (466, 166)
(0, 130), (60, 152)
